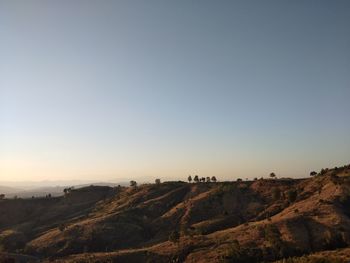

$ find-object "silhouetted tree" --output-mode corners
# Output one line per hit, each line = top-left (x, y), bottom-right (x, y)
(211, 176), (217, 182)
(237, 178), (242, 182)
(310, 171), (317, 177)
(155, 179), (161, 185)
(201, 177), (205, 182)
(270, 172), (276, 179)
(206, 177), (211, 183)
(188, 175), (192, 183)
(320, 168), (328, 175)
(0, 194), (4, 200)
(63, 188), (73, 196)
(130, 180), (137, 187)
(194, 175), (199, 183)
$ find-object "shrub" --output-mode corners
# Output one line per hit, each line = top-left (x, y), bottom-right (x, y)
(263, 224), (295, 258)
(169, 230), (180, 243)
(274, 256), (346, 263)
(222, 240), (261, 263)
(320, 168), (328, 175)
(287, 189), (297, 203)
(272, 188), (281, 200)
(58, 223), (67, 232)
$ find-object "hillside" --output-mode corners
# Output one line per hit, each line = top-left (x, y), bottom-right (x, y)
(1, 165), (350, 262)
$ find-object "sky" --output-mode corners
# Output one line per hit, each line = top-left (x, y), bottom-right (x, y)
(0, 0), (350, 183)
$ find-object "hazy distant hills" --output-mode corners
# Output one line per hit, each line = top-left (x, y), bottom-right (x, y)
(0, 186), (23, 195)
(0, 186), (67, 199)
(0, 182), (128, 198)
(1, 165), (350, 262)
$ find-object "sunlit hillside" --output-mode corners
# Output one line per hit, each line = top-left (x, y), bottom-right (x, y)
(1, 165), (350, 262)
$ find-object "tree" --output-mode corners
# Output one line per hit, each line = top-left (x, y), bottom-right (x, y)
(237, 178), (242, 182)
(206, 177), (211, 183)
(320, 168), (328, 175)
(130, 180), (137, 187)
(194, 175), (199, 183)
(155, 179), (161, 185)
(188, 175), (192, 183)
(63, 188), (73, 196)
(211, 176), (217, 183)
(201, 177), (205, 182)
(0, 194), (4, 200)
(310, 171), (317, 177)
(169, 230), (180, 243)
(270, 172), (276, 179)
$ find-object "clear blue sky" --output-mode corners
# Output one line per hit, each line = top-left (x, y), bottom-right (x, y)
(1, 0), (349, 182)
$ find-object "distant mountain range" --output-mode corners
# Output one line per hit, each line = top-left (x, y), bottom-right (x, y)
(0, 186), (23, 195)
(0, 182), (129, 198)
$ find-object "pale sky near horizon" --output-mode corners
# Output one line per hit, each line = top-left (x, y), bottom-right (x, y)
(1, 0), (350, 182)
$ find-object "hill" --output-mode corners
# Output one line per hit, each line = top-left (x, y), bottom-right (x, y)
(1, 165), (350, 262)
(0, 186), (24, 196)
(0, 182), (124, 199)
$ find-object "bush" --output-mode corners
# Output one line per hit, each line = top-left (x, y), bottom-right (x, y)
(274, 256), (346, 263)
(272, 188), (281, 200)
(58, 223), (67, 232)
(320, 169), (328, 175)
(263, 224), (293, 258)
(221, 240), (262, 263)
(287, 190), (297, 203)
(169, 230), (180, 243)
(0, 230), (26, 252)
